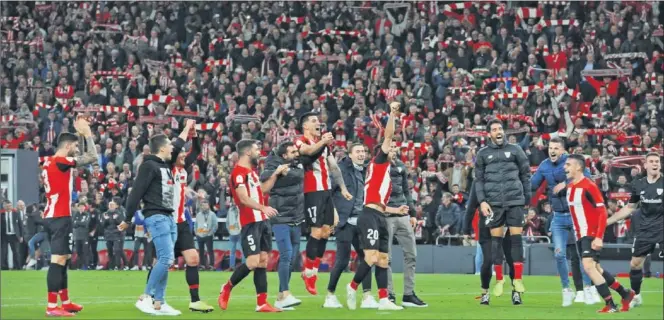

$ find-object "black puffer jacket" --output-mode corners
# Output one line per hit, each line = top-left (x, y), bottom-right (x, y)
(386, 160), (415, 218)
(474, 141), (531, 207)
(260, 152), (305, 225)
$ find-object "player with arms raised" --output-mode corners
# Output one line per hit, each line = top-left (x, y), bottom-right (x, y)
(41, 118), (98, 317)
(563, 154), (635, 313)
(217, 139), (289, 312)
(607, 152), (662, 308)
(167, 124), (214, 313)
(345, 102), (407, 311)
(296, 112), (353, 295)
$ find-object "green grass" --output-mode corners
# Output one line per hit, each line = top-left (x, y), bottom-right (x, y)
(1, 270), (662, 319)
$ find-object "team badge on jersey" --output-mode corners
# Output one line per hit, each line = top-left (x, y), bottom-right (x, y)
(657, 188), (663, 195)
(504, 152), (511, 158)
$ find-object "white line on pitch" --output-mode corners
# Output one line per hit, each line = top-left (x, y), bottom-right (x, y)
(1, 290), (662, 307)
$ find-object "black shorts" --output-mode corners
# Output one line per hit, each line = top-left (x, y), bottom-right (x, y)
(576, 236), (600, 262)
(358, 207), (389, 253)
(335, 222), (361, 243)
(632, 237), (664, 258)
(484, 206), (526, 229)
(174, 222), (196, 257)
(44, 217), (73, 255)
(240, 220), (272, 257)
(304, 190), (335, 227)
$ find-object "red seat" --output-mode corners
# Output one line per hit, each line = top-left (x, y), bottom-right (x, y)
(136, 249), (147, 267)
(319, 250), (336, 272)
(267, 250), (280, 271)
(70, 252), (78, 267)
(234, 250), (243, 266)
(350, 250), (358, 271)
(98, 249), (109, 268)
(124, 249), (134, 264)
(213, 250), (226, 269)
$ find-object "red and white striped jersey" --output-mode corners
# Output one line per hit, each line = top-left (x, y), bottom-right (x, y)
(566, 177), (608, 240)
(364, 150), (392, 207)
(230, 165), (267, 227)
(42, 156), (76, 218)
(294, 136), (332, 193)
(172, 166), (188, 224)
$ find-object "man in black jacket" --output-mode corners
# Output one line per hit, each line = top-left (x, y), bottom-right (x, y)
(1, 200), (22, 270)
(324, 143), (374, 309)
(474, 119), (531, 297)
(102, 199), (127, 270)
(119, 119), (195, 316)
(260, 141), (303, 310)
(72, 203), (91, 270)
(385, 155), (427, 307)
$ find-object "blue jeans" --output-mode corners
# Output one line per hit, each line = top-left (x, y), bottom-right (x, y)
(228, 234), (243, 269)
(475, 243), (483, 274)
(550, 212), (591, 288)
(272, 224), (302, 292)
(144, 214), (177, 303)
(29, 232), (47, 258)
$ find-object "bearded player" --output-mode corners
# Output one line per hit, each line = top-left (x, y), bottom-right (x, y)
(296, 113), (353, 295)
(563, 154), (635, 313)
(41, 118), (99, 316)
(607, 152), (662, 308)
(474, 119), (531, 297)
(218, 139), (289, 312)
(345, 102), (407, 311)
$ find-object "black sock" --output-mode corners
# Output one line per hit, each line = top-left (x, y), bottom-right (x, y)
(375, 266), (388, 289)
(480, 263), (492, 290)
(352, 260), (372, 286)
(253, 267), (267, 294)
(186, 265), (200, 302)
(229, 263), (251, 287)
(146, 267), (152, 284)
(595, 283), (616, 307)
(602, 270), (630, 299)
(306, 237), (319, 261)
(61, 260), (69, 290)
(510, 234), (523, 263)
(629, 269), (643, 295)
(47, 263), (64, 292)
(491, 237), (504, 265)
(317, 237), (328, 258)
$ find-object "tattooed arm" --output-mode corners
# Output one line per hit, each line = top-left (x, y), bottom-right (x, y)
(74, 120), (99, 167)
(327, 154), (352, 200)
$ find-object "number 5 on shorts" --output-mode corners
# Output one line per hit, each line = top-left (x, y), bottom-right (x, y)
(308, 206), (317, 223)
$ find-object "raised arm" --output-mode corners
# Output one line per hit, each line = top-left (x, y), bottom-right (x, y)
(73, 119), (99, 167)
(381, 102), (399, 154)
(183, 136), (202, 168)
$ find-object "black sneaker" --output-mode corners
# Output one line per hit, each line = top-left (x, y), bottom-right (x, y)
(480, 293), (490, 305)
(512, 291), (523, 305)
(388, 293), (396, 304)
(402, 293), (428, 308)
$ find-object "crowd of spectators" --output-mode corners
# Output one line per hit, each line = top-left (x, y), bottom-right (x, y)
(1, 1), (663, 269)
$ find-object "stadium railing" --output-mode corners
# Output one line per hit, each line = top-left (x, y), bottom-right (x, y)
(435, 235), (465, 246)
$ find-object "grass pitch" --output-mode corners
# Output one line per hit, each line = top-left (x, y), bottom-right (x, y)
(1, 270), (662, 319)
